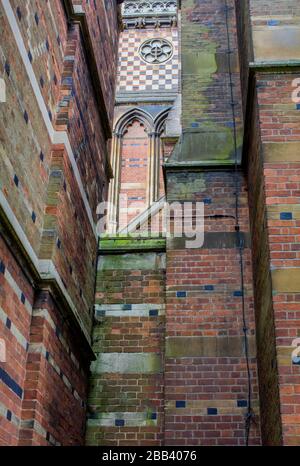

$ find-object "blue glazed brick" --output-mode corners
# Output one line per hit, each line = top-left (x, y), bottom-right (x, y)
(203, 198), (212, 205)
(151, 412), (157, 420)
(6, 318), (11, 330)
(297, 103), (300, 110)
(6, 410), (12, 422)
(5, 61), (10, 76)
(32, 211), (36, 223)
(122, 304), (132, 311)
(191, 122), (199, 128)
(16, 7), (22, 20)
(0, 261), (5, 274)
(96, 310), (106, 317)
(24, 110), (29, 124)
(21, 293), (26, 305)
(267, 19), (280, 26)
(0, 367), (23, 399)
(176, 291), (187, 298)
(280, 212), (293, 220)
(115, 419), (125, 427)
(234, 290), (243, 297)
(176, 400), (186, 408)
(207, 408), (218, 415)
(149, 309), (158, 317)
(237, 400), (248, 408)
(204, 285), (214, 291)
(226, 121), (234, 128)
(14, 175), (19, 187)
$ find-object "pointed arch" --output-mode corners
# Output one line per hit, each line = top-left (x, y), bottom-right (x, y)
(154, 107), (172, 135)
(114, 108), (154, 137)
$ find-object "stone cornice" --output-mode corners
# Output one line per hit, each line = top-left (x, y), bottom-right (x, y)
(122, 0), (177, 28)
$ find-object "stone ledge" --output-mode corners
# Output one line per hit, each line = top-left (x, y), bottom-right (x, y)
(99, 236), (166, 254)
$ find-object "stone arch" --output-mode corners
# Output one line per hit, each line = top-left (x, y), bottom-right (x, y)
(154, 107), (171, 135)
(114, 108), (154, 137)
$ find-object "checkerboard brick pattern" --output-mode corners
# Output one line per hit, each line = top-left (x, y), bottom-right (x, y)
(117, 28), (179, 93)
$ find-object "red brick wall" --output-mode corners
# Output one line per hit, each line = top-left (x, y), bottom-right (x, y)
(246, 83), (282, 445)
(119, 121), (150, 227)
(0, 236), (34, 445)
(164, 169), (261, 446)
(87, 248), (166, 446)
(77, 0), (120, 121)
(251, 71), (300, 445)
(0, 0), (120, 446)
(19, 290), (90, 446)
(0, 236), (91, 446)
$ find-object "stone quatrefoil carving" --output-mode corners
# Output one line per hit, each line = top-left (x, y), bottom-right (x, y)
(124, 1), (177, 16)
(139, 38), (173, 64)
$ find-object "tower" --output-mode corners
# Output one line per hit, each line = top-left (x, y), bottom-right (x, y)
(1, 0), (300, 448)
(107, 0), (180, 234)
(86, 0), (262, 446)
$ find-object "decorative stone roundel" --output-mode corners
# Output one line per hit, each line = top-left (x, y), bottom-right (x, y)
(139, 38), (173, 64)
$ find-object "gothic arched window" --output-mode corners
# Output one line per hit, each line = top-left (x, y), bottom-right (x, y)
(107, 108), (170, 233)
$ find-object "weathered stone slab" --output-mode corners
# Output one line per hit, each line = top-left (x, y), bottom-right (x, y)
(91, 352), (162, 374)
(263, 142), (300, 163)
(272, 269), (300, 293)
(253, 26), (300, 62)
(166, 336), (256, 358)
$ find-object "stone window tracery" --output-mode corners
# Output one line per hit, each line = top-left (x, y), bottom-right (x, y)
(123, 1), (177, 16)
(139, 38), (173, 64)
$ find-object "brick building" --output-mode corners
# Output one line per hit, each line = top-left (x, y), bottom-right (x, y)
(0, 0), (122, 445)
(1, 0), (300, 447)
